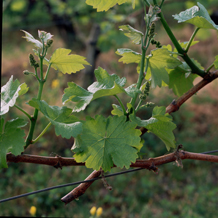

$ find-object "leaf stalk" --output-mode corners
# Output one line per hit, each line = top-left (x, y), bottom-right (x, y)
(155, 3), (206, 77)
(32, 122), (52, 143)
(185, 27), (200, 53)
(14, 104), (32, 120)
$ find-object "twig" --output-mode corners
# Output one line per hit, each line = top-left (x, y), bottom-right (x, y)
(61, 170), (101, 204)
(7, 150), (218, 204)
(7, 151), (218, 168)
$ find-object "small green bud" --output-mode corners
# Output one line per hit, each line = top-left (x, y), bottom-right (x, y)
(148, 22), (155, 39)
(146, 102), (155, 107)
(46, 39), (53, 47)
(151, 39), (157, 45)
(156, 41), (162, 48)
(139, 94), (147, 100)
(23, 70), (31, 75)
(29, 54), (39, 68)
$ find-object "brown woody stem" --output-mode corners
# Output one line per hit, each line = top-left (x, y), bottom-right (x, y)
(61, 170), (101, 204)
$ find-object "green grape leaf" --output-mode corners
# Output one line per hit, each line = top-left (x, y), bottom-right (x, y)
(22, 30), (43, 49)
(28, 99), (82, 139)
(147, 48), (182, 88)
(172, 3), (218, 30)
(119, 25), (144, 45)
(73, 115), (141, 172)
(130, 106), (176, 150)
(125, 84), (141, 98)
(1, 76), (29, 115)
(111, 104), (124, 116)
(62, 67), (127, 112)
(86, 0), (128, 12)
(168, 62), (198, 97)
(0, 118), (28, 168)
(116, 48), (141, 64)
(214, 55), (218, 69)
(49, 48), (91, 74)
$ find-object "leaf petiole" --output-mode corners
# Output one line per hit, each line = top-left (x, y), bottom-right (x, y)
(14, 104), (32, 120)
(155, 3), (206, 77)
(206, 63), (214, 72)
(114, 95), (127, 115)
(185, 27), (200, 53)
(44, 63), (52, 81)
(32, 122), (52, 143)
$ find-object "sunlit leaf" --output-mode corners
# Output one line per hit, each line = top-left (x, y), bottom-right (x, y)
(147, 48), (182, 88)
(0, 118), (27, 168)
(73, 115), (141, 171)
(116, 48), (141, 64)
(49, 48), (91, 74)
(0, 76), (29, 115)
(86, 0), (128, 12)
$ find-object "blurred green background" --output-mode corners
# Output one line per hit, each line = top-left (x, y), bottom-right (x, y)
(1, 0), (218, 217)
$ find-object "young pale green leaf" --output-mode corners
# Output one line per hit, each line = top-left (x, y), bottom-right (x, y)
(111, 104), (124, 116)
(0, 76), (29, 115)
(173, 3), (218, 30)
(119, 25), (144, 45)
(0, 118), (28, 168)
(124, 84), (141, 98)
(147, 48), (182, 88)
(22, 30), (43, 49)
(214, 55), (218, 69)
(86, 0), (128, 12)
(130, 106), (176, 150)
(62, 67), (127, 112)
(49, 48), (91, 74)
(168, 62), (198, 97)
(116, 48), (141, 64)
(73, 115), (141, 172)
(38, 30), (53, 43)
(28, 99), (82, 139)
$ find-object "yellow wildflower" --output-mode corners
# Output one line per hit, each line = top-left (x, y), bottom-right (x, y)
(29, 206), (37, 216)
(90, 206), (96, 216)
(96, 207), (103, 217)
(51, 79), (59, 88)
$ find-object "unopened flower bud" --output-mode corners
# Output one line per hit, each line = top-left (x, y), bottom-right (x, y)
(46, 39), (53, 47)
(23, 70), (31, 75)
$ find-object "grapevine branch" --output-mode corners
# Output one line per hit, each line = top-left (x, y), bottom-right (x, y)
(6, 150), (218, 204)
(7, 151), (218, 169)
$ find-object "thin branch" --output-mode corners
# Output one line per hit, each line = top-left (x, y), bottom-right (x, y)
(6, 149), (218, 204)
(61, 170), (102, 204)
(7, 150), (218, 168)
